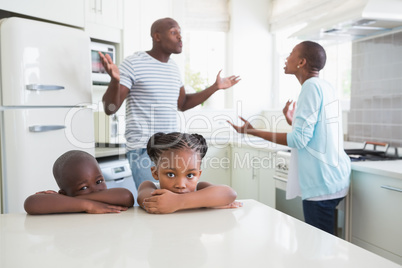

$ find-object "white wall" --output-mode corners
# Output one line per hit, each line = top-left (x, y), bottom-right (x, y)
(122, 0), (186, 79)
(123, 0), (174, 57)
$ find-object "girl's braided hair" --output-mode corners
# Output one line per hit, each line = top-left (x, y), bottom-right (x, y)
(147, 132), (208, 164)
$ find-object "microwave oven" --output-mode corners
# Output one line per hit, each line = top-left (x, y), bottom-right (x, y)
(91, 41), (116, 85)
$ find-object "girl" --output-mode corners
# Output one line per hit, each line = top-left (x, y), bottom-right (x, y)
(137, 132), (242, 214)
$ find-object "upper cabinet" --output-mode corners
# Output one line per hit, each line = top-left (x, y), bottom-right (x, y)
(85, 0), (123, 43)
(0, 0), (123, 43)
(0, 0), (85, 28)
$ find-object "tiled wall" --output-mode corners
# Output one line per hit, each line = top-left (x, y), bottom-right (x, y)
(347, 31), (402, 147)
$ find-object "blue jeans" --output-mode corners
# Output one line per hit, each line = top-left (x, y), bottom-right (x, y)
(127, 148), (157, 190)
(302, 197), (344, 235)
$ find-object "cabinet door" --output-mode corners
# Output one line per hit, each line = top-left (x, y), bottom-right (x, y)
(86, 0), (122, 28)
(85, 0), (123, 44)
(200, 145), (231, 186)
(231, 147), (259, 200)
(85, 0), (98, 23)
(351, 170), (402, 264)
(0, 0), (85, 27)
(85, 0), (123, 42)
(257, 150), (275, 208)
(100, 0), (123, 29)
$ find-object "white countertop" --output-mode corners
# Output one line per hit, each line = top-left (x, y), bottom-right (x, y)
(351, 160), (402, 180)
(206, 135), (290, 151)
(1, 200), (399, 268)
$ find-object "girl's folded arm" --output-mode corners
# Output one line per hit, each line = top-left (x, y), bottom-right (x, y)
(137, 181), (158, 208)
(177, 182), (237, 210)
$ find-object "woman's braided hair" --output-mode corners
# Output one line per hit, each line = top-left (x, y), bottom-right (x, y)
(147, 132), (208, 164)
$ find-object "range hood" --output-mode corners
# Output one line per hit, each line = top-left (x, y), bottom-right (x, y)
(291, 0), (402, 41)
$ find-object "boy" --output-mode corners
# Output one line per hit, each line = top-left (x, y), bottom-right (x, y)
(24, 150), (134, 215)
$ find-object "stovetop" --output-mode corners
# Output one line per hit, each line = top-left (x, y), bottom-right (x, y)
(345, 148), (401, 162)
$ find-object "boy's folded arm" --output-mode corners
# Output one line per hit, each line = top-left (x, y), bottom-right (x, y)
(75, 188), (134, 207)
(24, 193), (129, 215)
(24, 193), (93, 215)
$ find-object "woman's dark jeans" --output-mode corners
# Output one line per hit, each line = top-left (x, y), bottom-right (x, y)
(302, 197), (344, 235)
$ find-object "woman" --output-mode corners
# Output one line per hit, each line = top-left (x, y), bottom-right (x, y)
(228, 41), (351, 235)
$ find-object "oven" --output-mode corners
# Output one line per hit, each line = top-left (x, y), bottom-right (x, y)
(273, 150), (348, 239)
(98, 157), (138, 206)
(273, 150), (304, 222)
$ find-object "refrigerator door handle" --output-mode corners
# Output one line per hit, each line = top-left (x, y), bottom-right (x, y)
(26, 84), (65, 91)
(29, 125), (66, 132)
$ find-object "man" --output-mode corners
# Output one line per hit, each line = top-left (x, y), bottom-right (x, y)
(99, 17), (240, 189)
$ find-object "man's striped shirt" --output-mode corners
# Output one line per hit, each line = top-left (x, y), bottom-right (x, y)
(119, 51), (183, 151)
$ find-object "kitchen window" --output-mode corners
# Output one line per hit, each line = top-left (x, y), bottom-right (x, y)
(321, 42), (352, 110)
(183, 30), (227, 109)
(181, 0), (230, 110)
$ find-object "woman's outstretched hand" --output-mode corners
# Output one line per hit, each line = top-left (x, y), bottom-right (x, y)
(227, 116), (255, 134)
(283, 99), (296, 126)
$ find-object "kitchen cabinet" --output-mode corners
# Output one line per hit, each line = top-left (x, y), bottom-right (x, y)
(85, 0), (123, 43)
(258, 150), (276, 208)
(350, 170), (402, 265)
(231, 146), (276, 208)
(0, 0), (85, 28)
(231, 147), (259, 200)
(200, 144), (231, 186)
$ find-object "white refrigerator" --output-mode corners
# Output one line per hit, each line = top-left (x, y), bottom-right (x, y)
(0, 17), (95, 213)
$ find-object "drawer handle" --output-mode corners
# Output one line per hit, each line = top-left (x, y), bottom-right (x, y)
(363, 141), (389, 153)
(273, 175), (287, 183)
(29, 125), (66, 132)
(26, 84), (65, 91)
(381, 185), (402, 193)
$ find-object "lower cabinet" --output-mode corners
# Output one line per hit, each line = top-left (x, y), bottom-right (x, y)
(231, 146), (275, 208)
(350, 170), (402, 265)
(231, 147), (259, 200)
(200, 144), (278, 209)
(258, 150), (275, 208)
(200, 143), (231, 186)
